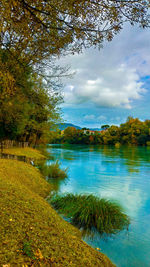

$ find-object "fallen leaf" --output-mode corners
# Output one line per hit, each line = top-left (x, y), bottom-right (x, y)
(35, 249), (43, 260)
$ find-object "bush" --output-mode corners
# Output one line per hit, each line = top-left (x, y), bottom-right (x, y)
(50, 193), (130, 236)
(38, 160), (68, 179)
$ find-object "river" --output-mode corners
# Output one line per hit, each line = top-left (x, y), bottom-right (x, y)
(47, 144), (150, 267)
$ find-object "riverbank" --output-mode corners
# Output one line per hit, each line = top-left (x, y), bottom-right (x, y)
(0, 147), (115, 266)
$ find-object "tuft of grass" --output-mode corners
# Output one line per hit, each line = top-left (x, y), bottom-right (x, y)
(50, 193), (130, 236)
(39, 160), (68, 179)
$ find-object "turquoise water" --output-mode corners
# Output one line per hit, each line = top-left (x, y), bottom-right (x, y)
(47, 144), (150, 267)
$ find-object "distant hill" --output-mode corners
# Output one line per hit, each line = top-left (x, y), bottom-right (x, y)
(57, 123), (101, 131)
(57, 123), (82, 130)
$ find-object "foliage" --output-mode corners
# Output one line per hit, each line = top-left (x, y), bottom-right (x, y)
(50, 193), (130, 236)
(49, 129), (62, 144)
(0, 2), (149, 146)
(38, 160), (68, 179)
(101, 125), (110, 130)
(0, 1), (149, 64)
(63, 127), (78, 144)
(0, 48), (61, 145)
(146, 141), (150, 146)
(51, 127), (103, 145)
(51, 117), (150, 146)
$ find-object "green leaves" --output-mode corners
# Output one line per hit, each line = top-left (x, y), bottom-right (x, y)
(0, 1), (149, 63)
(0, 49), (61, 144)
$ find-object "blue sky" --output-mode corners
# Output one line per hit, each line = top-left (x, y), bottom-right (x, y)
(57, 24), (150, 128)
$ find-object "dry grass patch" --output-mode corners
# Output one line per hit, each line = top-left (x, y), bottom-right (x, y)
(3, 147), (45, 160)
(0, 159), (51, 197)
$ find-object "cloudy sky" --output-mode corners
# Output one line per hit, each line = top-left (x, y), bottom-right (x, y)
(58, 24), (150, 128)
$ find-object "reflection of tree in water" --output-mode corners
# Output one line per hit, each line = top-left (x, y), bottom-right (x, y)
(60, 154), (75, 161)
(47, 177), (68, 193)
(48, 145), (76, 161)
(36, 158), (68, 193)
(49, 144), (150, 174)
(100, 145), (150, 172)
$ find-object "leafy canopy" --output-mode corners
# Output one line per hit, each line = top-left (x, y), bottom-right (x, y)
(0, 1), (149, 144)
(0, 48), (61, 144)
(0, 0), (149, 63)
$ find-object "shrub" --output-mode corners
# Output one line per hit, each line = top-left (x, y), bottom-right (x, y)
(38, 160), (68, 179)
(50, 193), (130, 236)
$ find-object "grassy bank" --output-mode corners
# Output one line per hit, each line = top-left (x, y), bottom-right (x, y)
(3, 147), (45, 159)
(0, 148), (115, 266)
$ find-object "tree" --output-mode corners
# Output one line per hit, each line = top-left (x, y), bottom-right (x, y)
(119, 117), (148, 145)
(101, 125), (110, 130)
(0, 48), (61, 145)
(0, 1), (150, 145)
(0, 48), (31, 141)
(0, 1), (149, 64)
(63, 127), (77, 143)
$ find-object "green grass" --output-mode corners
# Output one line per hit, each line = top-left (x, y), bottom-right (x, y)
(22, 240), (36, 260)
(38, 160), (68, 179)
(50, 193), (130, 236)
(0, 158), (114, 266)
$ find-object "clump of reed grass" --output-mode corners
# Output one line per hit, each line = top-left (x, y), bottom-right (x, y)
(50, 193), (130, 236)
(38, 160), (68, 179)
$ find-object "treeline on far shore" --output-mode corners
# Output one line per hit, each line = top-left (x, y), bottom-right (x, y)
(50, 117), (150, 146)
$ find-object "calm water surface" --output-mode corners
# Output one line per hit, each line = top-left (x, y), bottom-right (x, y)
(47, 144), (150, 267)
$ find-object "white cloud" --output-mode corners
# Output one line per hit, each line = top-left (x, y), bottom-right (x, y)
(59, 24), (149, 109)
(98, 115), (106, 121)
(99, 180), (146, 218)
(83, 114), (107, 123)
(84, 114), (95, 121)
(64, 65), (145, 108)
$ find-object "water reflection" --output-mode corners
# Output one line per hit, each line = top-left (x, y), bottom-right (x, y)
(36, 158), (68, 193)
(47, 144), (150, 267)
(47, 176), (68, 192)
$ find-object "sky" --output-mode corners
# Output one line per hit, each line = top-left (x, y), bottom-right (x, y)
(57, 24), (150, 129)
